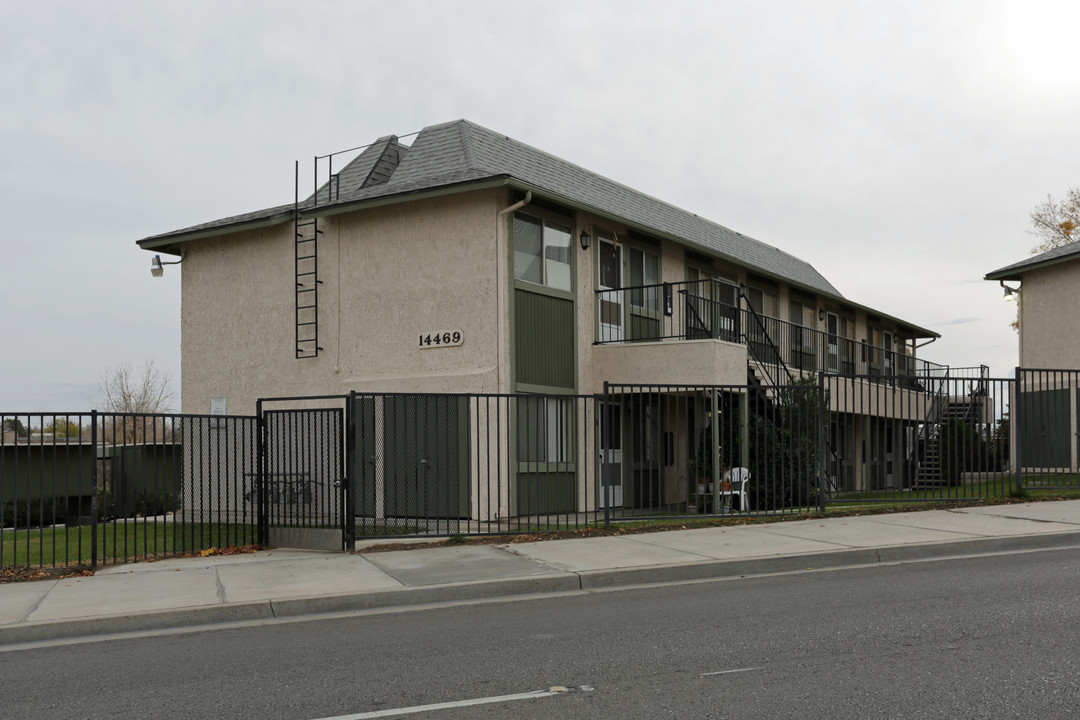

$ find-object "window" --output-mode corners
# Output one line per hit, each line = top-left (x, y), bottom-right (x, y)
(686, 266), (736, 303)
(628, 246), (659, 310)
(513, 213), (572, 292)
(517, 397), (573, 464)
(789, 298), (815, 328)
(685, 266), (738, 340)
(745, 285), (778, 317)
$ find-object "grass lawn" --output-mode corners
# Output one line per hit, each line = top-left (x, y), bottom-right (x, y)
(830, 475), (1080, 504)
(1, 520), (258, 570)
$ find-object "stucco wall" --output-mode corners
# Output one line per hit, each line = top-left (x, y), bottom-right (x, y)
(590, 340), (748, 392)
(1019, 260), (1080, 370)
(181, 189), (506, 415)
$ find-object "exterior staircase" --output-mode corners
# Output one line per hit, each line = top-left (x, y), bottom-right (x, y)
(912, 393), (986, 487)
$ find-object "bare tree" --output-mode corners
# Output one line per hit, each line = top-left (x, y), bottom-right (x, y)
(97, 360), (176, 444)
(98, 359), (174, 413)
(1010, 187), (1080, 333)
(1028, 186), (1080, 253)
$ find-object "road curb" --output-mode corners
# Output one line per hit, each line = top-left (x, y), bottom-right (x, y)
(0, 601), (275, 647)
(4, 531), (1080, 646)
(576, 531), (1080, 589)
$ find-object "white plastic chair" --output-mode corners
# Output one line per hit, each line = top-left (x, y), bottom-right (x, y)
(718, 467), (751, 511)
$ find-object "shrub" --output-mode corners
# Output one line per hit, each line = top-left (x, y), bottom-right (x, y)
(938, 419), (989, 486)
(135, 490), (179, 517)
(1, 499), (68, 528)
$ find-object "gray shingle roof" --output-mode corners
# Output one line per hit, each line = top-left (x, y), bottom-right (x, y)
(985, 240), (1080, 281)
(140, 119), (843, 297)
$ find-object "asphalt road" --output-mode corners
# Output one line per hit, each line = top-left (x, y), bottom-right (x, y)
(4, 548), (1080, 719)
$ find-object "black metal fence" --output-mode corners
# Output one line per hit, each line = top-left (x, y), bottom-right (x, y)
(824, 368), (1080, 501)
(1, 411), (257, 571)
(348, 392), (604, 538)
(4, 368), (1078, 568)
(255, 397), (347, 551)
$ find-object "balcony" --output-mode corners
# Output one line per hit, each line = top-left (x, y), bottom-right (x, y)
(594, 279), (964, 383)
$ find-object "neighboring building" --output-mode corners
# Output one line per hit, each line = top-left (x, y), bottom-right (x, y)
(985, 240), (1080, 370)
(138, 119), (946, 517)
(986, 242), (1080, 475)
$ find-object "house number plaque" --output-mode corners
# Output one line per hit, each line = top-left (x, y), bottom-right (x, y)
(418, 330), (464, 348)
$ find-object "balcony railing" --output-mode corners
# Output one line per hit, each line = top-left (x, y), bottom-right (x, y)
(595, 279), (950, 380)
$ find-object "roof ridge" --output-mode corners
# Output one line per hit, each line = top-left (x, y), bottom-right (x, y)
(460, 120), (755, 243)
(454, 120), (477, 171)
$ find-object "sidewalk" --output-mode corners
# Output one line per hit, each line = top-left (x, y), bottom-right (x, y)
(4, 501), (1080, 646)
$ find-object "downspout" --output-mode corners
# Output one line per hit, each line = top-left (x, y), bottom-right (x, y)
(914, 336), (936, 372)
(496, 191), (532, 393)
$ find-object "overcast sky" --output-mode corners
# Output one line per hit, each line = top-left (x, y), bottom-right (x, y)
(2, 0), (1077, 412)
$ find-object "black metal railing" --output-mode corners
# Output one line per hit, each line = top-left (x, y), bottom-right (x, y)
(1, 411), (257, 571)
(595, 279), (741, 344)
(595, 280), (951, 380)
(4, 367), (1072, 566)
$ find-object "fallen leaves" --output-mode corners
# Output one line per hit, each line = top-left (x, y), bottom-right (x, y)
(0, 566), (94, 583)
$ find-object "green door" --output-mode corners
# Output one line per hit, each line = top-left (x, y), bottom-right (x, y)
(383, 395), (470, 518)
(353, 397), (377, 518)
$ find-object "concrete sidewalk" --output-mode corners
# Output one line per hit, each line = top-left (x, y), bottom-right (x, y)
(4, 501), (1080, 646)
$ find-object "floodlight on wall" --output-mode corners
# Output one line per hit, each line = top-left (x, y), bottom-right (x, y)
(579, 230), (592, 251)
(1000, 280), (1020, 302)
(150, 254), (183, 278)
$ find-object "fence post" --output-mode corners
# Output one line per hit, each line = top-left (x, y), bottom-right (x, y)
(711, 389), (720, 514)
(90, 409), (98, 569)
(1014, 367), (1022, 496)
(256, 399), (267, 547)
(602, 382), (611, 528)
(344, 391), (356, 552)
(739, 391), (749, 470)
(817, 372), (827, 513)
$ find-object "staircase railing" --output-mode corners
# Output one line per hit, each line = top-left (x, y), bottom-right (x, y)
(909, 368), (953, 486)
(739, 289), (794, 386)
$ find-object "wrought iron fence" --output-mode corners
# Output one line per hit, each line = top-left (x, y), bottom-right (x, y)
(348, 392), (604, 538)
(1015, 369), (1080, 492)
(4, 368), (1078, 567)
(1, 411), (257, 571)
(602, 381), (827, 519)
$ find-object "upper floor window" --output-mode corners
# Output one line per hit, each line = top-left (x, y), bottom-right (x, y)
(513, 213), (572, 292)
(687, 266), (738, 305)
(745, 285), (778, 317)
(628, 246), (659, 310)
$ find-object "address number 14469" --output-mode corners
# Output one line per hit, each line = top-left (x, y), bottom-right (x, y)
(418, 330), (464, 348)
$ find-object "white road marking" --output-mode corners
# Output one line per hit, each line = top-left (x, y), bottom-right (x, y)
(312, 685), (580, 719)
(700, 667), (762, 677)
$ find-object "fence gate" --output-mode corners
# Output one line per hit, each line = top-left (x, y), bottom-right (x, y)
(258, 405), (346, 551)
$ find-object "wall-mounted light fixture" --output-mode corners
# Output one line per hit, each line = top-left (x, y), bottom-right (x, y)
(579, 230), (592, 251)
(1000, 280), (1020, 301)
(818, 308), (825, 322)
(150, 254), (184, 278)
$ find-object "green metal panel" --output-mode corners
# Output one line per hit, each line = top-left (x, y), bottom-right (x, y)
(108, 445), (179, 517)
(515, 471), (577, 515)
(0, 444), (96, 501)
(1018, 389), (1071, 467)
(514, 289), (575, 389)
(628, 311), (660, 343)
(383, 396), (470, 519)
(353, 397), (377, 517)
